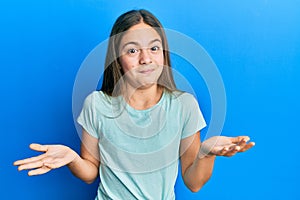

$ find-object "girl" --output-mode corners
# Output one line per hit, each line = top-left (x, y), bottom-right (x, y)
(14, 9), (255, 200)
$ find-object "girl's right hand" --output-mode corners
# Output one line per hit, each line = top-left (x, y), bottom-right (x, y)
(13, 143), (78, 176)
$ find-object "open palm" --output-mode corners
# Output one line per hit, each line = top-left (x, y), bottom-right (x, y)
(14, 143), (77, 176)
(199, 136), (255, 158)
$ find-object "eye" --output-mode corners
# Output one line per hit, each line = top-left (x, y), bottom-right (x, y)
(151, 46), (160, 52)
(127, 48), (139, 55)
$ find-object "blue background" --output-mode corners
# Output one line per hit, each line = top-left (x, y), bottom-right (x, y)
(1, 0), (299, 199)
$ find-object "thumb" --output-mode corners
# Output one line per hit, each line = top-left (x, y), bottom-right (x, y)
(29, 143), (48, 152)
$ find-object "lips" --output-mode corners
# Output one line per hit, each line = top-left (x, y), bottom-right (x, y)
(138, 68), (155, 74)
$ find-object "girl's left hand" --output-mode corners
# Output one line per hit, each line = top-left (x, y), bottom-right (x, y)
(199, 136), (255, 158)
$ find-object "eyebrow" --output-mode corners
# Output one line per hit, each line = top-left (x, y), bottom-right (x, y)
(121, 38), (162, 50)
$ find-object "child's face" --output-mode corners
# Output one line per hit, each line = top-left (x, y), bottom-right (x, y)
(119, 22), (164, 89)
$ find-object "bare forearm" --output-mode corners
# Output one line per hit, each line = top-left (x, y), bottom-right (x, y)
(67, 150), (99, 184)
(183, 155), (216, 192)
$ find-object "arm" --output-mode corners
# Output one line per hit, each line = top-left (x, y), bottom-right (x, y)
(13, 129), (100, 184)
(180, 132), (255, 192)
(67, 129), (100, 184)
(180, 132), (215, 192)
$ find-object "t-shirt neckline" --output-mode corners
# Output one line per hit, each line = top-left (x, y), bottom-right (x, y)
(122, 89), (166, 113)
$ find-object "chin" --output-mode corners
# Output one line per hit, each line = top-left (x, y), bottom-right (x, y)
(137, 82), (157, 89)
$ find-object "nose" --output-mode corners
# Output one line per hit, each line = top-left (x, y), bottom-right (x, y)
(139, 48), (152, 65)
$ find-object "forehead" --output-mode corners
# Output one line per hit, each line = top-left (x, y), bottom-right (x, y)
(120, 23), (162, 44)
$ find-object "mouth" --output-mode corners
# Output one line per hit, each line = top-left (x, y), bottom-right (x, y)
(138, 68), (155, 74)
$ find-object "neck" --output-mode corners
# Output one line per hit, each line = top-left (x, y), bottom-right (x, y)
(124, 83), (163, 110)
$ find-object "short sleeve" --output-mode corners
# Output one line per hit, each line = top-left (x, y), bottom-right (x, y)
(181, 93), (206, 139)
(77, 92), (99, 138)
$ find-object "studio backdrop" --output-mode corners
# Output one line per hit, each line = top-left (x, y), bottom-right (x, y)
(1, 0), (299, 199)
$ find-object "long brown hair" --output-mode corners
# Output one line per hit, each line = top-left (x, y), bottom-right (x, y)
(100, 9), (177, 96)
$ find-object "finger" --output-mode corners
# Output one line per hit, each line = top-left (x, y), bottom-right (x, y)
(28, 166), (51, 176)
(218, 146), (229, 156)
(29, 143), (48, 152)
(44, 162), (60, 169)
(230, 136), (250, 144)
(14, 154), (47, 166)
(230, 145), (241, 151)
(237, 138), (248, 145)
(239, 142), (255, 152)
(18, 160), (44, 171)
(236, 139), (248, 150)
(217, 143), (236, 153)
(224, 145), (241, 157)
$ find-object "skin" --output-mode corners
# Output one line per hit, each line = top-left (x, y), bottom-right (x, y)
(118, 22), (165, 109)
(13, 22), (255, 192)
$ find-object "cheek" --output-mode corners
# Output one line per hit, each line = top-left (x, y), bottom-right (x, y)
(156, 53), (164, 66)
(119, 57), (135, 73)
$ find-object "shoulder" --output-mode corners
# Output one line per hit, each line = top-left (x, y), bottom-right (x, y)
(83, 91), (121, 117)
(168, 90), (198, 105)
(81, 91), (111, 111)
(84, 91), (111, 104)
(179, 92), (197, 101)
